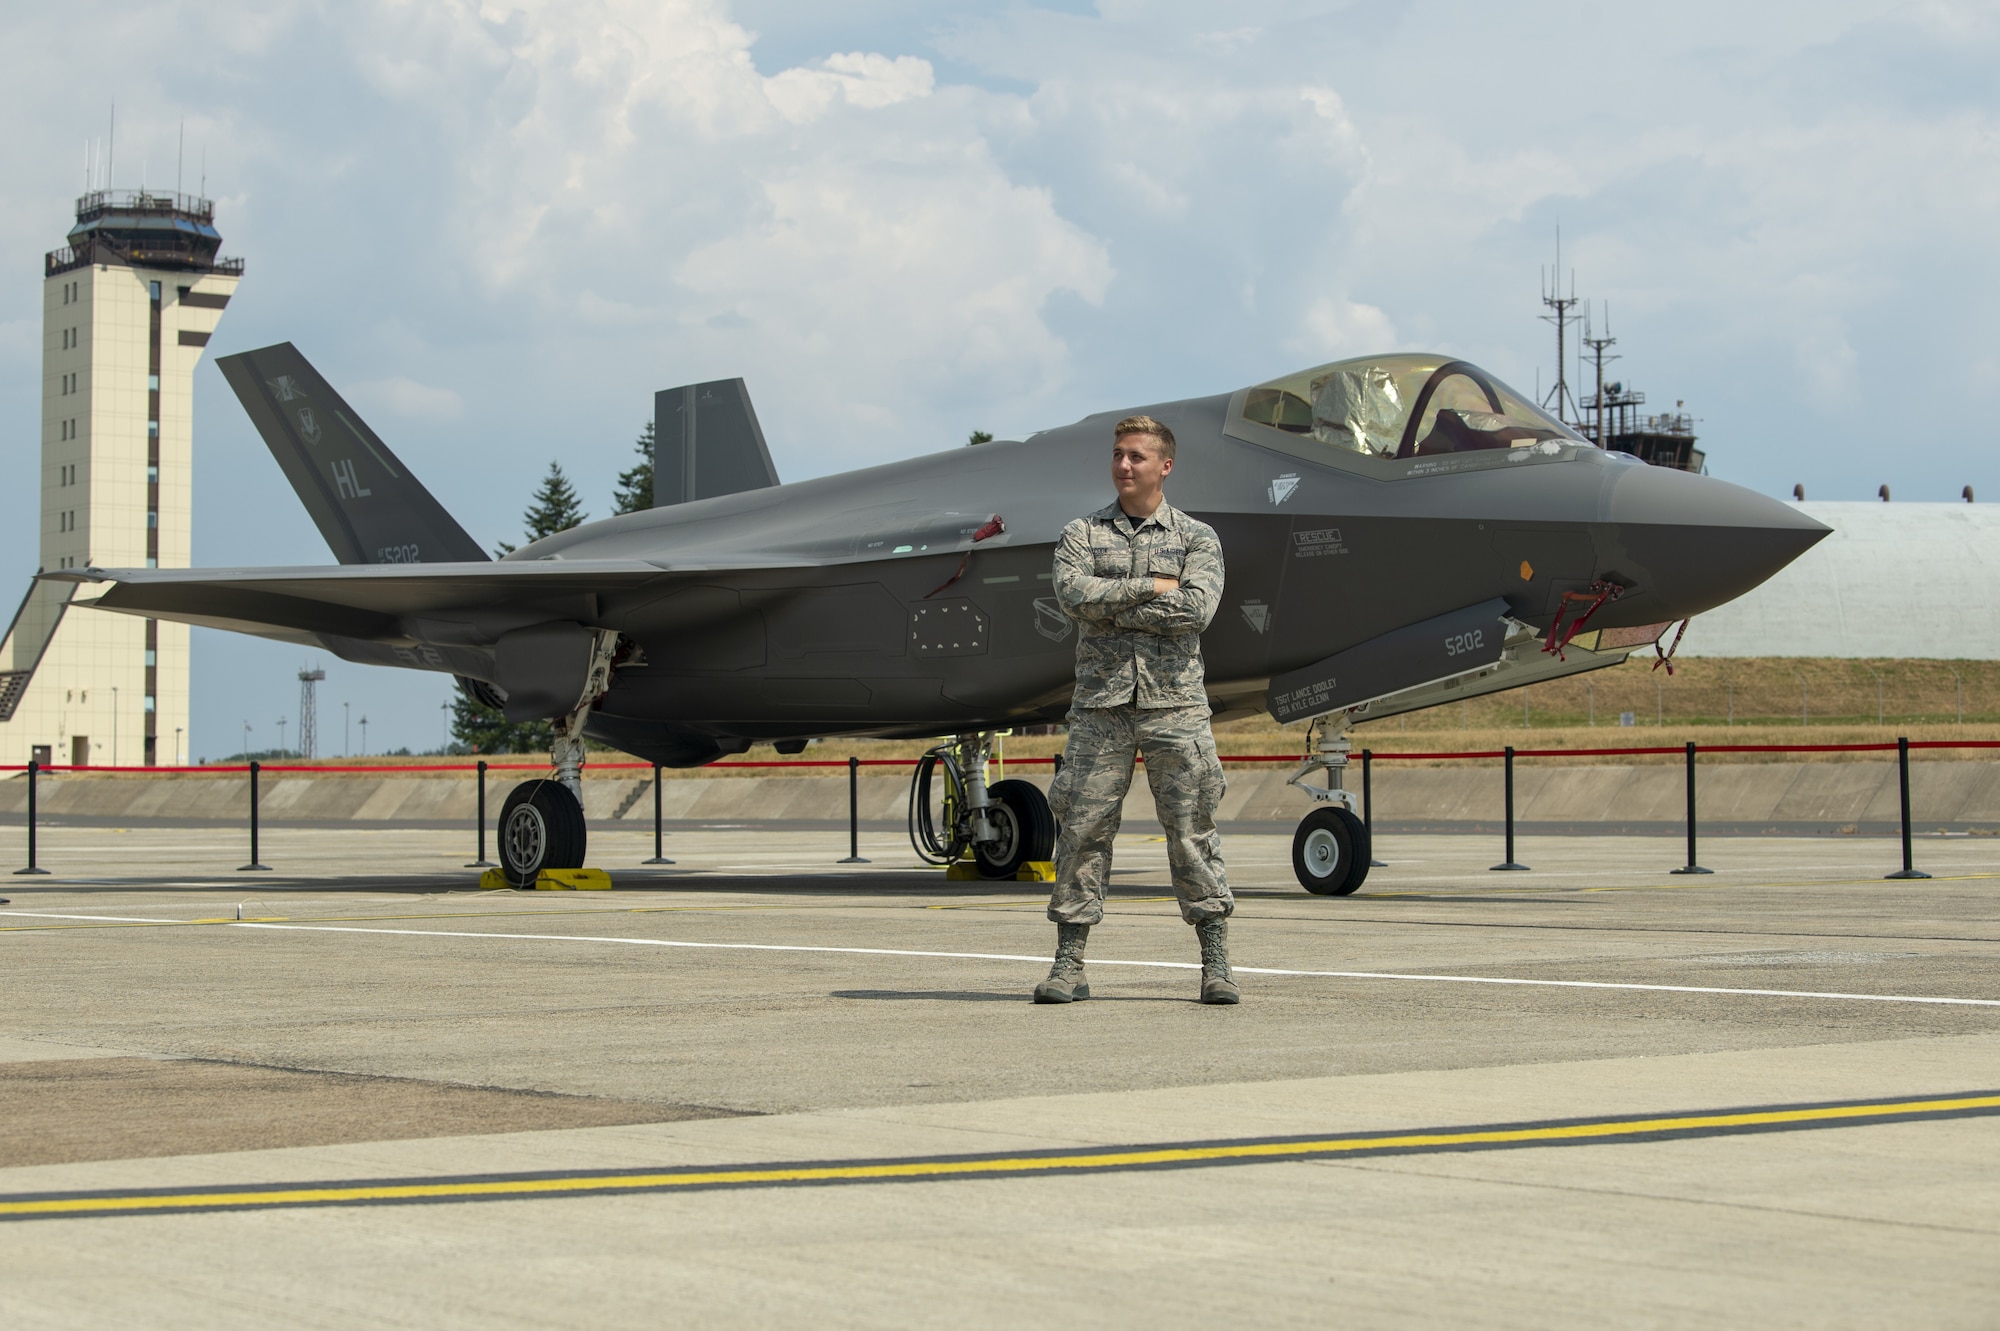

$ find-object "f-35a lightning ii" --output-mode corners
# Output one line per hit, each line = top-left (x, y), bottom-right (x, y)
(51, 345), (1827, 893)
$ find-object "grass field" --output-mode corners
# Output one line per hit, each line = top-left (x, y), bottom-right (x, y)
(245, 658), (2000, 776)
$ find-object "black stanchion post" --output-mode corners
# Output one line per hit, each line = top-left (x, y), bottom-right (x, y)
(14, 759), (49, 876)
(1490, 745), (1530, 871)
(1887, 735), (1931, 880)
(1362, 748), (1385, 866)
(839, 756), (870, 864)
(238, 760), (270, 872)
(466, 760), (495, 868)
(1671, 740), (1713, 874)
(644, 762), (674, 865)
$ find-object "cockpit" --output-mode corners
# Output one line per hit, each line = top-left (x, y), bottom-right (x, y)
(1237, 354), (1585, 462)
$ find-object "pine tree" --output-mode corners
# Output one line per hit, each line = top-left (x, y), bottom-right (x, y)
(449, 690), (553, 755)
(522, 460), (587, 539)
(613, 422), (656, 515)
(495, 460), (588, 556)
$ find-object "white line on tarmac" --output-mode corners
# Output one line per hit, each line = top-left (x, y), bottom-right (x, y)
(222, 921), (2000, 1008)
(8, 909), (1999, 1008)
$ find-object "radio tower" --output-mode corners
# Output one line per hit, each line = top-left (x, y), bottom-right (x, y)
(1581, 301), (1619, 447)
(1540, 231), (1584, 428)
(297, 666), (325, 759)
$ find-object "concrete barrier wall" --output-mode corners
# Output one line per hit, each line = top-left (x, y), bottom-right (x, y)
(2, 762), (1998, 831)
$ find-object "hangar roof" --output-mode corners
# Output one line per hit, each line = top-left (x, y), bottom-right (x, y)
(1683, 502), (2000, 658)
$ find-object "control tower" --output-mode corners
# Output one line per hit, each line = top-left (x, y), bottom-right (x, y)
(0, 191), (242, 766)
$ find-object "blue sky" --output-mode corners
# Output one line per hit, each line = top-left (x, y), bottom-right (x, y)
(1, 1), (1995, 757)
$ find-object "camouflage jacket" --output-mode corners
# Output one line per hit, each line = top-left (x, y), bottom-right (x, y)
(1052, 499), (1225, 708)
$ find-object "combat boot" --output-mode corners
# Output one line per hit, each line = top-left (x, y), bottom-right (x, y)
(1195, 916), (1240, 1004)
(1032, 923), (1091, 1003)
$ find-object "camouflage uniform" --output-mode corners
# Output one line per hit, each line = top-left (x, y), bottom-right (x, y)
(1046, 500), (1229, 926)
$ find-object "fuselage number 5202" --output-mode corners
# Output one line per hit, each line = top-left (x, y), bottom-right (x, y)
(1444, 628), (1485, 656)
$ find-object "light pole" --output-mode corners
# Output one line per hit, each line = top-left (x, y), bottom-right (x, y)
(359, 715), (369, 756)
(440, 700), (448, 754)
(277, 716), (288, 755)
(111, 685), (119, 766)
(174, 726), (182, 766)
(1865, 665), (1884, 725)
(1949, 667), (1963, 725)
(242, 720), (252, 758)
(1790, 668), (1808, 726)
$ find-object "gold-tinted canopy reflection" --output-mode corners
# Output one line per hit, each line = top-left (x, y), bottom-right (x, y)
(1241, 354), (1583, 461)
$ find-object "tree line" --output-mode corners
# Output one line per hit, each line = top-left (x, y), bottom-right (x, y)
(449, 425), (655, 754)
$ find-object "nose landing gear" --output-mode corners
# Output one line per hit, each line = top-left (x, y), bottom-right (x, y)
(1285, 716), (1372, 896)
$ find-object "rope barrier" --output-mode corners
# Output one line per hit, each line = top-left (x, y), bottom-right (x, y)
(2, 738), (1998, 774)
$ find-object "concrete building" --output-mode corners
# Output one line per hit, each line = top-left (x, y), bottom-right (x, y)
(1682, 501), (2000, 658)
(0, 190), (241, 766)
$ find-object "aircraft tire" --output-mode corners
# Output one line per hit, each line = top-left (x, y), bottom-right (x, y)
(976, 779), (1056, 880)
(498, 779), (589, 888)
(1292, 806), (1370, 896)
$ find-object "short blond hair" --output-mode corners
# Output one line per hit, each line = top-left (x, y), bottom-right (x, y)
(1114, 414), (1176, 460)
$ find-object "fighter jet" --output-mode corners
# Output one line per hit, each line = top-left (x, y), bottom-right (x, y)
(50, 345), (1828, 893)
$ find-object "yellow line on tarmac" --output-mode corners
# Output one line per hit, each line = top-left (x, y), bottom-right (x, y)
(5, 1092), (1996, 1221)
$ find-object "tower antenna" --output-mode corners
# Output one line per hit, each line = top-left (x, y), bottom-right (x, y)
(176, 118), (184, 202)
(298, 667), (326, 760)
(1581, 301), (1619, 448)
(1538, 227), (1585, 427)
(106, 103), (114, 190)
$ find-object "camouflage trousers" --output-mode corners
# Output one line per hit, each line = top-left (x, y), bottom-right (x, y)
(1046, 704), (1230, 926)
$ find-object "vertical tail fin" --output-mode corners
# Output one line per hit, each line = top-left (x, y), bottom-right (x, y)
(653, 378), (781, 507)
(217, 343), (488, 565)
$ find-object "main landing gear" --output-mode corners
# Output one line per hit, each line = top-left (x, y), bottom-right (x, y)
(1285, 717), (1372, 896)
(497, 631), (619, 888)
(909, 732), (1056, 879)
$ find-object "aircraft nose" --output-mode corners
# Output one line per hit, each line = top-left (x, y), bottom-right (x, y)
(1598, 461), (1830, 624)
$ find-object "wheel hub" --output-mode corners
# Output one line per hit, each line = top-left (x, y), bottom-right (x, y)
(504, 804), (547, 873)
(1302, 826), (1341, 878)
(980, 805), (1020, 865)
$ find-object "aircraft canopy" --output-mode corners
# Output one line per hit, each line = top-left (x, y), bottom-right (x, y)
(1240, 355), (1584, 462)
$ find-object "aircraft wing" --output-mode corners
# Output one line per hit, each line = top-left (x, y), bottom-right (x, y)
(41, 560), (675, 643)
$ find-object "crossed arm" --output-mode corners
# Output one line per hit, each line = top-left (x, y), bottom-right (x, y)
(1111, 527), (1223, 634)
(1051, 521), (1224, 636)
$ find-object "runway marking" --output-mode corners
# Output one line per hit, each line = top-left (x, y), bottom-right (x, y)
(203, 920), (2000, 1007)
(7, 916), (1999, 1008)
(0, 901), (830, 933)
(5, 1091), (1995, 1222)
(926, 897), (1177, 911)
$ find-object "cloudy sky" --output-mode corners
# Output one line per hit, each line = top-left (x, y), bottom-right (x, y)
(2, 0), (1995, 757)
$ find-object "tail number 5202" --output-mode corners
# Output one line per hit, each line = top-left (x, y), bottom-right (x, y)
(1444, 628), (1485, 656)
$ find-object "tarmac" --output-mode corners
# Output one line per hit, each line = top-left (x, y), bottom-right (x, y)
(1, 822), (1997, 1328)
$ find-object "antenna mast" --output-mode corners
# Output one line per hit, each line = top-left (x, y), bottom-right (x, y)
(1581, 301), (1619, 447)
(1539, 230), (1584, 427)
